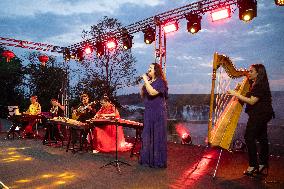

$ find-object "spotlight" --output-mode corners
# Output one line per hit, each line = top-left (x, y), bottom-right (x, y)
(95, 41), (104, 57)
(122, 32), (133, 50)
(163, 21), (178, 34)
(143, 26), (155, 44)
(275, 0), (284, 6)
(238, 0), (257, 22)
(106, 39), (118, 50)
(211, 7), (231, 22)
(84, 44), (93, 54)
(76, 48), (84, 62)
(181, 133), (192, 145)
(186, 13), (202, 34)
(63, 48), (71, 61)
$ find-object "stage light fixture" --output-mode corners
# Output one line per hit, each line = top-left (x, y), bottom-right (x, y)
(106, 39), (118, 50)
(84, 44), (93, 54)
(275, 0), (284, 6)
(122, 33), (133, 50)
(181, 133), (192, 145)
(76, 48), (84, 62)
(95, 41), (104, 57)
(63, 48), (71, 61)
(211, 8), (231, 22)
(143, 26), (155, 44)
(163, 21), (179, 34)
(186, 13), (202, 34)
(238, 0), (257, 22)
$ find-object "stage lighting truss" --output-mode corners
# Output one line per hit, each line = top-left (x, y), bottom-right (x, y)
(95, 41), (105, 57)
(143, 26), (156, 44)
(238, 0), (257, 22)
(122, 32), (133, 50)
(163, 21), (179, 34)
(211, 7), (231, 22)
(275, 0), (284, 6)
(186, 13), (202, 34)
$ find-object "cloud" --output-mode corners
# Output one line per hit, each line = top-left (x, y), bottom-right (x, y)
(0, 0), (164, 17)
(247, 24), (272, 35)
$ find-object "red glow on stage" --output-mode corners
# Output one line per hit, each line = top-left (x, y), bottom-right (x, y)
(163, 22), (178, 34)
(211, 8), (231, 22)
(106, 40), (117, 50)
(170, 150), (216, 188)
(175, 123), (190, 138)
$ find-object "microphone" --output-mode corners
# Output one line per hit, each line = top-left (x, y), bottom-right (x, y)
(135, 73), (149, 84)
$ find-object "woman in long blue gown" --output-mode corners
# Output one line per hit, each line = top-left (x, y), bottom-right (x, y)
(140, 63), (168, 168)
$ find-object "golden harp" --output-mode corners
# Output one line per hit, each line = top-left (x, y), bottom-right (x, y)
(208, 52), (250, 150)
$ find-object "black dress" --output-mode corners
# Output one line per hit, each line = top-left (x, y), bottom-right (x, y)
(244, 82), (274, 167)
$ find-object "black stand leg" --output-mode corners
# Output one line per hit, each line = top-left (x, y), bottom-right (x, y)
(100, 120), (131, 173)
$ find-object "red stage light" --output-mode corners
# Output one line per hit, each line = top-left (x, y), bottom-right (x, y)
(106, 40), (117, 50)
(84, 46), (92, 54)
(163, 22), (178, 34)
(211, 8), (231, 22)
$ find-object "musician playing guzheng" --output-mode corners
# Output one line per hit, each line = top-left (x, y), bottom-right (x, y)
(228, 64), (274, 176)
(23, 95), (41, 138)
(43, 99), (65, 143)
(91, 95), (131, 153)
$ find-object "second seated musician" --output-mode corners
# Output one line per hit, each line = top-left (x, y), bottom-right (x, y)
(140, 63), (168, 168)
(23, 95), (41, 138)
(71, 93), (96, 144)
(43, 99), (65, 143)
(92, 95), (130, 153)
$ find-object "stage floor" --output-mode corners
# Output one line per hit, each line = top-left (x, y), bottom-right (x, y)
(0, 134), (283, 189)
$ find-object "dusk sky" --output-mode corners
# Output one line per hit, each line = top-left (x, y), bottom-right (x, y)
(0, 0), (283, 94)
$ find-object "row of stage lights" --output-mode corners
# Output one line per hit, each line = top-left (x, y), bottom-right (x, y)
(63, 0), (261, 62)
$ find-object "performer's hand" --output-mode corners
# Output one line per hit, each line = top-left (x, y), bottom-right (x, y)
(142, 74), (149, 82)
(228, 89), (237, 96)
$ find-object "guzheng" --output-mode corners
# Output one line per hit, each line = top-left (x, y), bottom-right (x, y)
(87, 118), (143, 128)
(48, 117), (87, 128)
(9, 114), (43, 123)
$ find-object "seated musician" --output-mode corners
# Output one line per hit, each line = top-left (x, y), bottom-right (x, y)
(43, 99), (65, 143)
(71, 93), (96, 144)
(23, 95), (41, 138)
(92, 95), (131, 153)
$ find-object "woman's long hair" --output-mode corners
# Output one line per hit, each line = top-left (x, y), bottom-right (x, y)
(251, 64), (272, 97)
(252, 64), (268, 85)
(152, 63), (168, 87)
(141, 63), (168, 98)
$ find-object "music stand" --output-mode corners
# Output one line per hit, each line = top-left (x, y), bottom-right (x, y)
(100, 118), (131, 173)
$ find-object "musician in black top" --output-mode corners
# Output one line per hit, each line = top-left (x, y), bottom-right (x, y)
(43, 99), (65, 144)
(71, 93), (96, 145)
(229, 64), (274, 176)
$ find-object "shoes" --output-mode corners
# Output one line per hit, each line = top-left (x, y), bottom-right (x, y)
(243, 166), (259, 176)
(92, 150), (100, 154)
(258, 165), (268, 175)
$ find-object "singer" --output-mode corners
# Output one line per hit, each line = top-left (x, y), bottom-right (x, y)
(140, 63), (168, 168)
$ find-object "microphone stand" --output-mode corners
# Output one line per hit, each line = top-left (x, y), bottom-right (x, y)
(100, 106), (131, 173)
